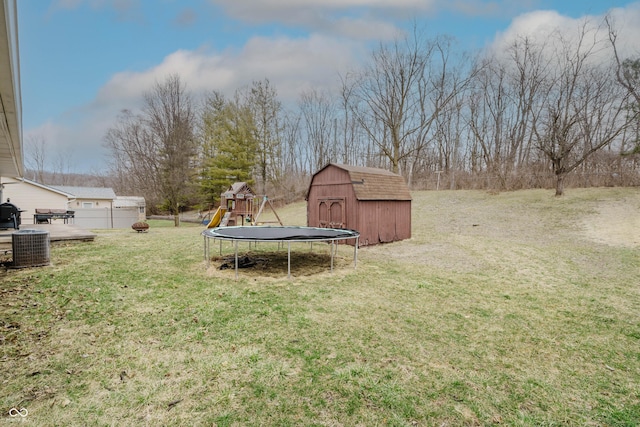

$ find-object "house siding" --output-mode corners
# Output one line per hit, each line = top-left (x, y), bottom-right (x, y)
(1, 177), (70, 224)
(69, 198), (113, 210)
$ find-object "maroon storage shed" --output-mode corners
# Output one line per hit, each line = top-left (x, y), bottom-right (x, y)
(306, 163), (412, 246)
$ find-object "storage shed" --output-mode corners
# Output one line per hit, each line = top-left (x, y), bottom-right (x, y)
(306, 163), (411, 246)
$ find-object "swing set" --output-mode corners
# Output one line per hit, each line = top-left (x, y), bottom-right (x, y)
(204, 182), (283, 228)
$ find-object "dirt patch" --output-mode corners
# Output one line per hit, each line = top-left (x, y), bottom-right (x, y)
(206, 250), (354, 278)
(582, 198), (640, 248)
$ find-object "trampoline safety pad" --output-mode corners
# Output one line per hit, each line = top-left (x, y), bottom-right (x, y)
(202, 226), (360, 278)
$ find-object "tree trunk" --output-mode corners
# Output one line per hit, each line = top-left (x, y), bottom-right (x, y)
(174, 202), (180, 227)
(555, 173), (565, 197)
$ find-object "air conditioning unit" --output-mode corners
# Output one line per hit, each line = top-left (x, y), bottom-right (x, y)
(12, 229), (50, 268)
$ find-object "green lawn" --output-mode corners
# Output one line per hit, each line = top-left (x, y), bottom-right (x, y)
(1, 188), (639, 426)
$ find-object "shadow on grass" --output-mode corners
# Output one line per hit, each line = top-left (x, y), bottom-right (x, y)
(210, 250), (353, 278)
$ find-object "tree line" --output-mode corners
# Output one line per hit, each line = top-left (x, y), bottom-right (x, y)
(103, 19), (639, 220)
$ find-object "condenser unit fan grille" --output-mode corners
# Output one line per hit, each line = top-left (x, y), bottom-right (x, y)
(12, 229), (50, 268)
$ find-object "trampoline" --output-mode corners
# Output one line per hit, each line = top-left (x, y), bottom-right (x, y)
(202, 226), (360, 278)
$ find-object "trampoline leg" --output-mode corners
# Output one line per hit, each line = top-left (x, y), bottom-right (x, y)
(354, 237), (358, 268)
(287, 242), (291, 279)
(234, 240), (239, 280)
(330, 240), (334, 273)
(205, 236), (210, 267)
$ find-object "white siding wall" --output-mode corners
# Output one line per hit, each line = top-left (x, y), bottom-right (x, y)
(68, 198), (111, 210)
(2, 177), (70, 224)
(2, 178), (143, 229)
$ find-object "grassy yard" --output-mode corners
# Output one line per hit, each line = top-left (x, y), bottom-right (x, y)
(1, 188), (639, 426)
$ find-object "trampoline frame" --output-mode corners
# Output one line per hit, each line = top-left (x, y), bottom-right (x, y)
(202, 226), (360, 279)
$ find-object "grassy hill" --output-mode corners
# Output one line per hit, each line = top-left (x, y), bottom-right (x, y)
(1, 188), (639, 425)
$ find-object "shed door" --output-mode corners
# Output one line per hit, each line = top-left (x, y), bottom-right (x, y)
(318, 198), (345, 228)
(378, 202), (396, 243)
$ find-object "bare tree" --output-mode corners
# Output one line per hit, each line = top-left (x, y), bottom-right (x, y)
(533, 22), (632, 196)
(433, 86), (465, 189)
(50, 150), (75, 185)
(608, 16), (640, 156)
(299, 88), (337, 171)
(279, 110), (310, 201)
(410, 36), (475, 187)
(105, 109), (163, 208)
(351, 29), (429, 174)
(467, 36), (548, 189)
(24, 135), (76, 185)
(281, 111), (303, 177)
(105, 75), (197, 223)
(338, 72), (372, 166)
(508, 37), (548, 175)
(144, 75), (197, 225)
(350, 29), (472, 184)
(25, 135), (47, 182)
(245, 79), (284, 194)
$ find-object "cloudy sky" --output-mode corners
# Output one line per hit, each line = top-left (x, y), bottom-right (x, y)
(16, 0), (640, 174)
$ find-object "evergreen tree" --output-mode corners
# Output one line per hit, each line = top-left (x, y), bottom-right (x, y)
(199, 91), (258, 207)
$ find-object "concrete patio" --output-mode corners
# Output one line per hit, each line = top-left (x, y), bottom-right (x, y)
(0, 223), (96, 250)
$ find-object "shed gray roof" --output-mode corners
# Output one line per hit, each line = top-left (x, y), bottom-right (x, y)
(53, 186), (117, 200)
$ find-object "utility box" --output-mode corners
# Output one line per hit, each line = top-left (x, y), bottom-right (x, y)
(12, 229), (50, 268)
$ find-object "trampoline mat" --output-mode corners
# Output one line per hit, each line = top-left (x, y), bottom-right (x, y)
(202, 226), (359, 241)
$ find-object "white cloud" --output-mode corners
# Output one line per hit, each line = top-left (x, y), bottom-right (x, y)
(488, 4), (640, 64)
(96, 34), (362, 106)
(446, 0), (537, 18)
(24, 119), (112, 174)
(607, 2), (640, 58)
(209, 0), (433, 40)
(489, 10), (570, 52)
(210, 0), (538, 29)
(31, 1), (640, 174)
(32, 33), (364, 172)
(322, 16), (401, 40)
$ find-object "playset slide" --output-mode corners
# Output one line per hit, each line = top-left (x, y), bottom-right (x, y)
(206, 206), (226, 228)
